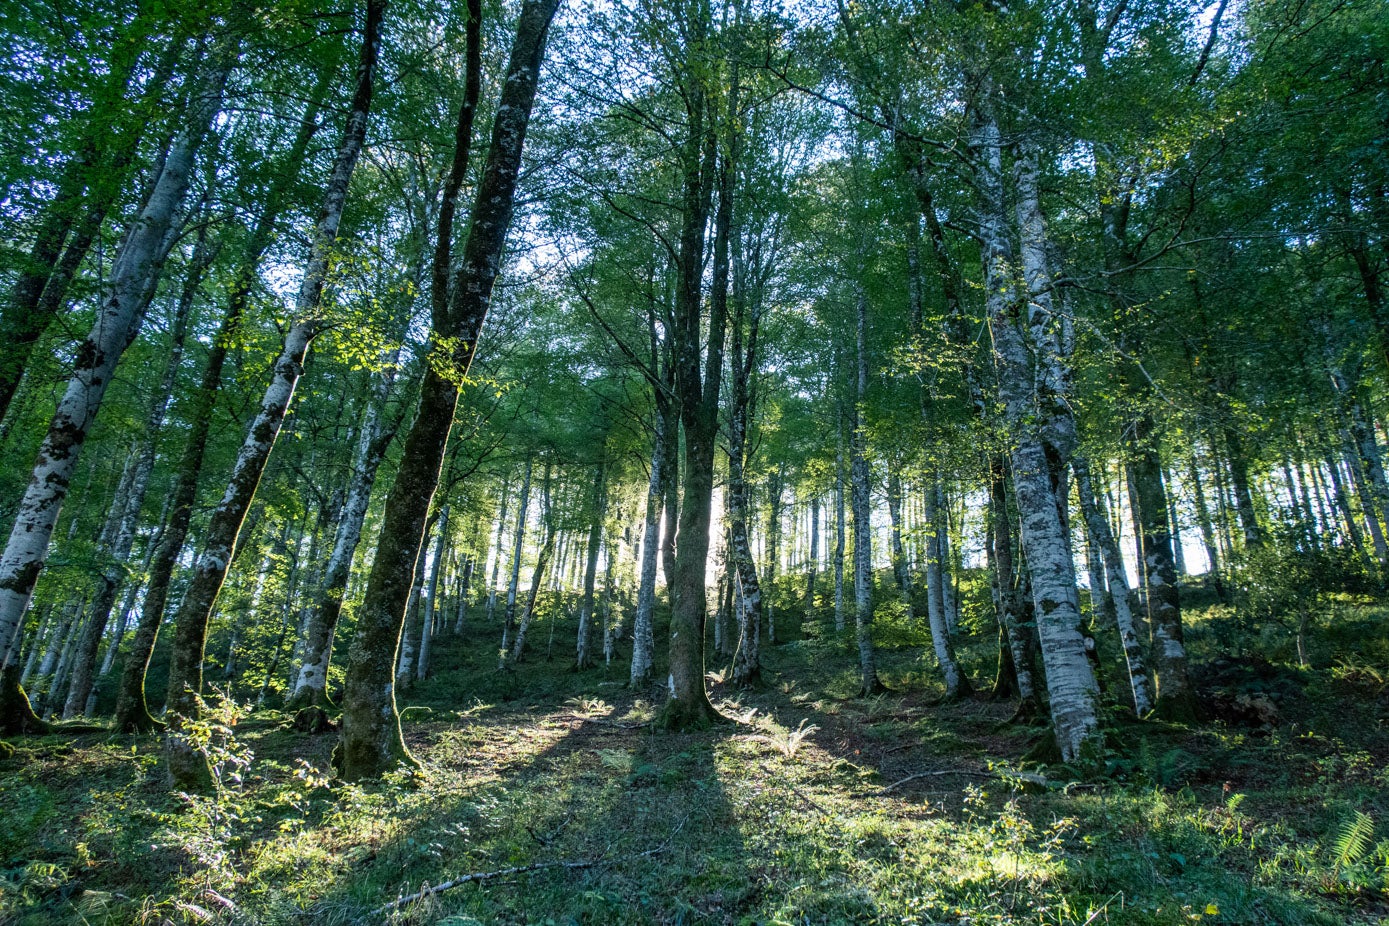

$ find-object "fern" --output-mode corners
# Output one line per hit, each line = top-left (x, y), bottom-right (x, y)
(747, 719), (820, 758)
(1331, 810), (1375, 875)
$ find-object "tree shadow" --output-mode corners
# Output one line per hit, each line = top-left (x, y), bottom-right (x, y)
(303, 690), (761, 924)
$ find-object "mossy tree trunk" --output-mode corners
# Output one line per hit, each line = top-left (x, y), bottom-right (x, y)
(336, 0), (560, 780)
(163, 2), (384, 790)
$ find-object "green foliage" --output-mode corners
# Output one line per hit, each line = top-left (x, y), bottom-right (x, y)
(1329, 811), (1375, 876)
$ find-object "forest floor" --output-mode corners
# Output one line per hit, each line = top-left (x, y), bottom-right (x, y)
(3, 598), (1389, 925)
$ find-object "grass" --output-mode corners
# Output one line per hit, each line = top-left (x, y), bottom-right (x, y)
(3, 593), (1389, 924)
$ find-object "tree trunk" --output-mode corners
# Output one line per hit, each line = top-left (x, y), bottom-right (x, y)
(576, 463), (605, 669)
(63, 218), (212, 719)
(601, 535), (618, 665)
(925, 473), (968, 698)
(1187, 451), (1228, 599)
(805, 496), (819, 617)
(501, 458), (533, 653)
(939, 491), (961, 635)
(631, 408), (664, 685)
(661, 31), (728, 730)
(886, 473), (912, 603)
(337, 0), (559, 781)
(257, 521), (307, 708)
(765, 467), (783, 645)
(112, 78), (328, 734)
(163, 4), (382, 789)
(726, 234), (763, 688)
(1074, 454), (1153, 715)
(987, 463), (1038, 708)
(1223, 427), (1263, 548)
(0, 54), (234, 734)
(510, 492), (555, 665)
(833, 408), (847, 633)
(485, 478), (511, 623)
(850, 283), (883, 697)
(975, 103), (1099, 761)
(416, 505), (449, 682)
(1126, 420), (1195, 720)
(20, 605), (54, 687)
(395, 570), (425, 687)
(287, 366), (399, 710)
(1323, 444), (1368, 559)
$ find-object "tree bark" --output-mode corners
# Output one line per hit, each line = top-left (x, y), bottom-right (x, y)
(1074, 454), (1153, 715)
(576, 462), (606, 669)
(112, 77), (328, 733)
(510, 477), (555, 664)
(415, 505), (449, 682)
(163, 3), (383, 789)
(1223, 426), (1263, 548)
(0, 52), (233, 734)
(886, 473), (913, 603)
(660, 15), (727, 728)
(833, 407), (847, 633)
(1187, 451), (1228, 599)
(395, 569), (426, 686)
(726, 229), (763, 688)
(975, 102), (1099, 761)
(631, 408), (664, 685)
(1125, 421), (1195, 719)
(989, 462), (1038, 708)
(850, 282), (883, 697)
(805, 496), (819, 618)
(337, 0), (560, 780)
(485, 478), (511, 623)
(925, 474), (968, 698)
(63, 223), (211, 718)
(287, 363), (400, 710)
(501, 458), (533, 653)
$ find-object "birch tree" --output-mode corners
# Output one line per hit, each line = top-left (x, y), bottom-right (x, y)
(0, 45), (235, 734)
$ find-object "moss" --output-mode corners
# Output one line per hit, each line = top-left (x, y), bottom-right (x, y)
(4, 603), (1388, 925)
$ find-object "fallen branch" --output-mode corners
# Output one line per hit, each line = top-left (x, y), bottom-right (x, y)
(557, 713), (647, 730)
(373, 813), (691, 916)
(878, 768), (1050, 794)
(374, 858), (598, 915)
(761, 762), (831, 816)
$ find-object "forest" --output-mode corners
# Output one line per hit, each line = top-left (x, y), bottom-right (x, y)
(1, 0), (1388, 921)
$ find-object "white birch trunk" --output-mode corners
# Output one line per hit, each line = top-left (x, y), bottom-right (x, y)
(631, 410), (664, 684)
(416, 505), (448, 682)
(164, 5), (384, 786)
(485, 479), (511, 623)
(975, 102), (1100, 760)
(289, 364), (397, 708)
(576, 464), (605, 669)
(850, 286), (880, 695)
(924, 474), (966, 698)
(833, 414), (847, 633)
(0, 55), (233, 669)
(501, 459), (533, 653)
(1074, 454), (1153, 715)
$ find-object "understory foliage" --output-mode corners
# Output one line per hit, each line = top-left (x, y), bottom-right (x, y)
(3, 606), (1389, 924)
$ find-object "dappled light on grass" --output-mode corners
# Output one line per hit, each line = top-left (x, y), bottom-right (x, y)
(5, 608), (1389, 924)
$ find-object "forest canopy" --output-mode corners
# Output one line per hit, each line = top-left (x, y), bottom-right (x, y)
(2, 0), (1388, 922)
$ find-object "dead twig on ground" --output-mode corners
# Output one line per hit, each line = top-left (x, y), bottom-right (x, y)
(877, 768), (1050, 794)
(761, 762), (832, 816)
(373, 813), (692, 916)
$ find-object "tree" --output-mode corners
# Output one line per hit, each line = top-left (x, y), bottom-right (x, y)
(337, 0), (562, 781)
